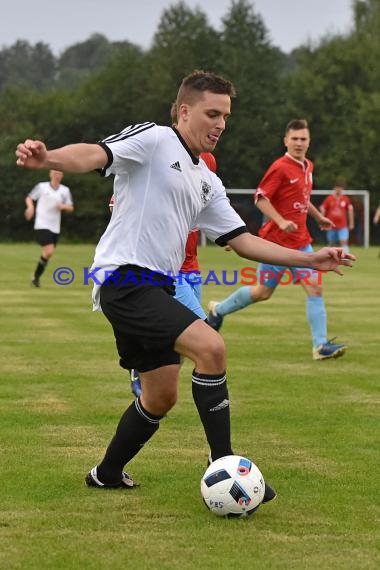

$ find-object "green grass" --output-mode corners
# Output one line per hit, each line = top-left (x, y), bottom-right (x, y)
(0, 243), (379, 570)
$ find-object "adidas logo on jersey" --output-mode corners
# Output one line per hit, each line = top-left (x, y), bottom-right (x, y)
(170, 161), (182, 172)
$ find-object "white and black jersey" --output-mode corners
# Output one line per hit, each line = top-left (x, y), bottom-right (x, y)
(28, 182), (73, 234)
(91, 123), (246, 306)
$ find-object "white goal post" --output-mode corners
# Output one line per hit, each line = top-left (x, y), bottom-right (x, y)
(200, 189), (370, 247)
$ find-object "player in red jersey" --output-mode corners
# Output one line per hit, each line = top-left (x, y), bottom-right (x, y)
(208, 119), (348, 360)
(320, 181), (354, 253)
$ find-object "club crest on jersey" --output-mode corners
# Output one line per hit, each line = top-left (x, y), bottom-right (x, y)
(200, 180), (212, 204)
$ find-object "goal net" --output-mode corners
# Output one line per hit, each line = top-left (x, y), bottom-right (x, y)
(203, 189), (369, 247)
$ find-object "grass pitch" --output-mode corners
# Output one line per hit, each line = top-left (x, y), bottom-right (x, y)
(0, 243), (379, 570)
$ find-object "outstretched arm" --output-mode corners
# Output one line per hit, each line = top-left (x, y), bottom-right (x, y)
(228, 232), (355, 275)
(16, 139), (108, 173)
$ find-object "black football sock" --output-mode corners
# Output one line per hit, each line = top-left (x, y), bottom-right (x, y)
(97, 397), (163, 484)
(34, 256), (48, 279)
(192, 369), (233, 461)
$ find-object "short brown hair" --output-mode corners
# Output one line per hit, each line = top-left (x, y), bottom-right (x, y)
(176, 70), (236, 108)
(334, 177), (347, 189)
(285, 119), (309, 134)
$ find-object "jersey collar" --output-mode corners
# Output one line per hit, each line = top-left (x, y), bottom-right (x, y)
(285, 152), (309, 170)
(172, 127), (199, 165)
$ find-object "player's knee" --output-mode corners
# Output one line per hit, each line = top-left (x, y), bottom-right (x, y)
(210, 338), (226, 367)
(44, 247), (55, 259)
(160, 392), (178, 413)
(253, 287), (272, 302)
(197, 334), (226, 370)
(142, 389), (178, 416)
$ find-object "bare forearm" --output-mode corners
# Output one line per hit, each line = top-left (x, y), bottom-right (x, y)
(310, 203), (334, 229)
(229, 233), (316, 268)
(228, 231), (356, 274)
(43, 144), (106, 173)
(308, 202), (322, 222)
(256, 196), (298, 233)
(256, 197), (284, 226)
(348, 208), (354, 228)
(24, 196), (35, 220)
(16, 139), (107, 173)
(61, 205), (74, 213)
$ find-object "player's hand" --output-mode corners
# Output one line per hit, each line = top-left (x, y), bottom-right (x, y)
(318, 216), (335, 230)
(16, 139), (48, 169)
(278, 219), (298, 233)
(312, 247), (356, 275)
(24, 206), (34, 221)
(224, 245), (232, 252)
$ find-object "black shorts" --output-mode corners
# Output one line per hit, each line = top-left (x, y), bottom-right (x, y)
(100, 265), (200, 373)
(35, 229), (59, 246)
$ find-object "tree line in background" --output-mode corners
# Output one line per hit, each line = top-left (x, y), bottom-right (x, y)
(1, 0), (380, 242)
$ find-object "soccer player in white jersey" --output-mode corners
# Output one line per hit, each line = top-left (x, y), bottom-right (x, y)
(24, 169), (74, 287)
(15, 71), (354, 503)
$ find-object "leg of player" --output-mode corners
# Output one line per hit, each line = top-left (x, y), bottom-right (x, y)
(338, 227), (350, 254)
(325, 228), (337, 248)
(208, 286), (253, 330)
(86, 317), (276, 502)
(129, 278), (206, 400)
(86, 364), (181, 489)
(175, 319), (277, 504)
(302, 277), (347, 360)
(175, 320), (232, 461)
(32, 242), (55, 287)
(86, 318), (229, 489)
(174, 282), (276, 495)
(207, 282), (275, 331)
(175, 277), (206, 320)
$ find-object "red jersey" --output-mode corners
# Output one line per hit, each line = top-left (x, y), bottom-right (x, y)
(200, 152), (217, 173)
(255, 153), (314, 249)
(320, 194), (352, 229)
(180, 229), (200, 273)
(180, 153), (217, 272)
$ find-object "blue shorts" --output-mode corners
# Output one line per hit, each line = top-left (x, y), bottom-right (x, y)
(326, 227), (349, 243)
(258, 244), (320, 289)
(174, 272), (206, 320)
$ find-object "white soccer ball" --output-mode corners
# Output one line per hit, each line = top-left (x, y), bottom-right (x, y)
(200, 455), (265, 518)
